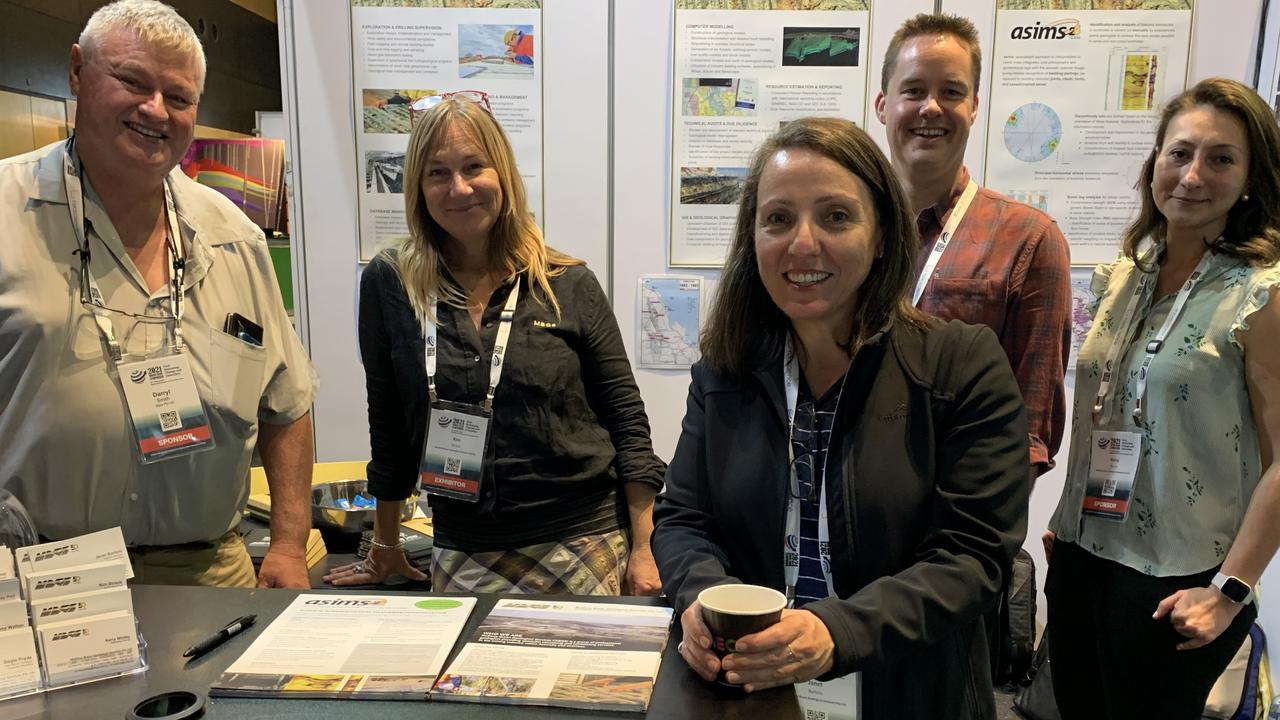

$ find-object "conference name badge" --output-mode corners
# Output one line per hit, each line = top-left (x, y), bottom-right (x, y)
(420, 400), (491, 503)
(117, 353), (215, 463)
(1083, 429), (1142, 521)
(795, 673), (860, 720)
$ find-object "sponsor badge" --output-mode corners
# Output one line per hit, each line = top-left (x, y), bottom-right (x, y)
(117, 353), (215, 463)
(1083, 429), (1143, 521)
(420, 400), (491, 502)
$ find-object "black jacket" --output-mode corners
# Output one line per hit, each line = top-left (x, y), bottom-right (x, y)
(652, 319), (1030, 720)
(359, 254), (665, 550)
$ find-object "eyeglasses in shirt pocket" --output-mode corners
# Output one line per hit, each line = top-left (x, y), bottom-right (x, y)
(208, 328), (267, 427)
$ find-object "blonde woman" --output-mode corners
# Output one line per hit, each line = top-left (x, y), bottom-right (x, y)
(326, 93), (663, 595)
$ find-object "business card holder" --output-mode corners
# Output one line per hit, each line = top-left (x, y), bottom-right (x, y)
(0, 619), (147, 702)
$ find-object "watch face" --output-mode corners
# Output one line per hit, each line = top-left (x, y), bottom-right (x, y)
(1220, 576), (1251, 603)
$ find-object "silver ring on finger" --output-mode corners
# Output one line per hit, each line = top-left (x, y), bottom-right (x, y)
(678, 641), (686, 655)
(353, 563), (367, 574)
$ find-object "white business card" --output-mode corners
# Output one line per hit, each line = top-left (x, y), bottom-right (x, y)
(25, 561), (128, 603)
(0, 546), (14, 580)
(0, 600), (26, 633)
(0, 577), (20, 604)
(38, 610), (139, 686)
(31, 587), (133, 628)
(0, 626), (40, 696)
(18, 529), (132, 581)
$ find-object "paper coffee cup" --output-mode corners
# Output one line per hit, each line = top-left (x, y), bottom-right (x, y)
(698, 584), (786, 686)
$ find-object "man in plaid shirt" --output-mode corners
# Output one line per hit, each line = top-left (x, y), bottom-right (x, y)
(875, 13), (1071, 478)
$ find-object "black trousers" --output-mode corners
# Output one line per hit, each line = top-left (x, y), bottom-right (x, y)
(1045, 540), (1255, 720)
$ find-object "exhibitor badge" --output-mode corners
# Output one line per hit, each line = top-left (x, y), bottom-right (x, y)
(420, 401), (491, 503)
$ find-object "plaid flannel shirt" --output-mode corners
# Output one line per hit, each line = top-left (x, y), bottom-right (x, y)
(915, 168), (1072, 475)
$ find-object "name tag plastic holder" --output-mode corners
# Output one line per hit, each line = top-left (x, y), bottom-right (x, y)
(118, 353), (216, 464)
(420, 400), (493, 503)
(1083, 428), (1142, 521)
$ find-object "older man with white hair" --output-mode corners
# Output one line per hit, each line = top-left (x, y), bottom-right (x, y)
(0, 0), (317, 588)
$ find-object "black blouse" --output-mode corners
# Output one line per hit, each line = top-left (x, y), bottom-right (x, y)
(358, 252), (665, 551)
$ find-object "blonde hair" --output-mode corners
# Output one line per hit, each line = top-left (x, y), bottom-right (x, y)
(396, 96), (580, 325)
(79, 0), (206, 93)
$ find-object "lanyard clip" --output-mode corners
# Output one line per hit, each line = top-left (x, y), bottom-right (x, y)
(1145, 339), (1164, 354)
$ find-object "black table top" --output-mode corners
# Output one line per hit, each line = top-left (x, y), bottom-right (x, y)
(0, 585), (802, 720)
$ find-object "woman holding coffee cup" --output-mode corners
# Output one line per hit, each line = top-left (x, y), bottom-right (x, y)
(651, 117), (1031, 719)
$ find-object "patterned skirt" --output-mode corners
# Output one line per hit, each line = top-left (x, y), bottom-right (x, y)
(430, 529), (629, 595)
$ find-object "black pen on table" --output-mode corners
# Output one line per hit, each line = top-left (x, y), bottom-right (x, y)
(183, 614), (257, 660)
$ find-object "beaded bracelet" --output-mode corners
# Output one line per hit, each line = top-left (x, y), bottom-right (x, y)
(369, 538), (405, 551)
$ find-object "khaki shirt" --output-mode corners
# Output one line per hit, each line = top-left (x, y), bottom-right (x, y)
(0, 141), (317, 546)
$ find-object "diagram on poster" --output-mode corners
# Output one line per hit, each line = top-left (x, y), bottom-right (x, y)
(637, 275), (702, 370)
(983, 1), (1193, 266)
(350, 0), (543, 261)
(669, 0), (872, 268)
(1002, 102), (1062, 163)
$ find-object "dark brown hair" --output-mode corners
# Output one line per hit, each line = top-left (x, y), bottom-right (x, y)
(881, 13), (982, 96)
(700, 117), (929, 378)
(1122, 77), (1280, 268)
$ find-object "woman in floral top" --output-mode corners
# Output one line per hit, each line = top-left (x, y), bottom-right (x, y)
(1045, 78), (1280, 719)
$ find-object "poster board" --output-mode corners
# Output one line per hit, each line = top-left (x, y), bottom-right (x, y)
(668, 0), (875, 268)
(349, 0), (544, 261)
(982, 0), (1193, 267)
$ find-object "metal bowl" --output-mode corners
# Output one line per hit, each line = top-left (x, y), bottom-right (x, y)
(310, 479), (416, 533)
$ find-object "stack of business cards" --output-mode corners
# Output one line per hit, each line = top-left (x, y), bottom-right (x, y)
(24, 561), (128, 603)
(0, 547), (38, 696)
(0, 547), (19, 603)
(0, 625), (40, 696)
(37, 610), (138, 686)
(15, 529), (133, 592)
(30, 587), (133, 628)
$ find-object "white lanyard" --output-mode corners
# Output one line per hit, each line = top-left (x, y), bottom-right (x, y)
(911, 179), (978, 307)
(422, 281), (521, 412)
(63, 138), (186, 361)
(782, 338), (835, 607)
(1092, 247), (1212, 427)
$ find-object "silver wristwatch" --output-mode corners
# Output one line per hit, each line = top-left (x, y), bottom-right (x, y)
(1211, 572), (1254, 605)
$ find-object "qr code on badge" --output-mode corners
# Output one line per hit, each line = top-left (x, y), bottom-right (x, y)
(804, 709), (827, 720)
(444, 457), (461, 475)
(158, 410), (180, 431)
